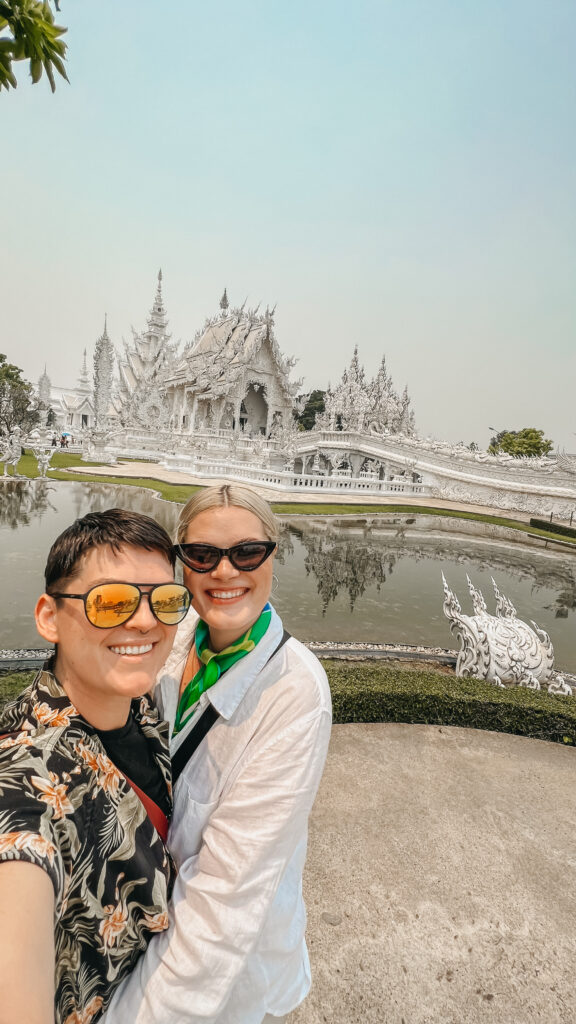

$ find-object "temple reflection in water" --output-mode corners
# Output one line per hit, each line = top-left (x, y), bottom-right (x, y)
(278, 517), (576, 622)
(1, 481), (575, 670)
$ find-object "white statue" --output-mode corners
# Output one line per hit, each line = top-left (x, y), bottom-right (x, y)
(0, 427), (23, 477)
(442, 573), (572, 696)
(32, 446), (55, 479)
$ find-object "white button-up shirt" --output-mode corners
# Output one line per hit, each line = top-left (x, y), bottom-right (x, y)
(104, 607), (332, 1024)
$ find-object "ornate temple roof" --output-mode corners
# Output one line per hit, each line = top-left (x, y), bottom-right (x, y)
(165, 295), (299, 405)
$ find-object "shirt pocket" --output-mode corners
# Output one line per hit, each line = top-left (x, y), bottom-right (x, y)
(169, 772), (219, 868)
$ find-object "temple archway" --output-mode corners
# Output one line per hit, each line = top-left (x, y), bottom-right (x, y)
(242, 383), (268, 435)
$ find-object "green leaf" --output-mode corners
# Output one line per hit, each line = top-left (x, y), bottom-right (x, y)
(1, 0), (68, 91)
(44, 54), (54, 91)
(30, 55), (42, 82)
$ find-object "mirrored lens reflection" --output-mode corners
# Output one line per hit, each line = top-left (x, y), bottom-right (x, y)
(151, 583), (190, 624)
(86, 584), (141, 627)
(84, 583), (190, 627)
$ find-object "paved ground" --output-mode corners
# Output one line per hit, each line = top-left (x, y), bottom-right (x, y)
(289, 724), (576, 1024)
(66, 462), (533, 520)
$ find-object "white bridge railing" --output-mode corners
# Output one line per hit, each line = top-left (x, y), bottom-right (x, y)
(162, 455), (427, 496)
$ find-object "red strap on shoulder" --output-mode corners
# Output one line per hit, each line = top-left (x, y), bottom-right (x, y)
(0, 734), (170, 844)
(121, 772), (169, 844)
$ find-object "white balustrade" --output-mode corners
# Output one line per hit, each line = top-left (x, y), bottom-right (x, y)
(161, 454), (426, 496)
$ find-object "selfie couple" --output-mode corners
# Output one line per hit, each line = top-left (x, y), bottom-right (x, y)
(0, 484), (332, 1024)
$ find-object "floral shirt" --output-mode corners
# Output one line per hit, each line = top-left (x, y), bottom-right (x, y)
(0, 670), (174, 1024)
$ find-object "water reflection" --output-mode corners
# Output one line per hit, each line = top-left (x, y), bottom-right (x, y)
(286, 531), (396, 613)
(284, 519), (576, 620)
(55, 481), (181, 536)
(0, 479), (58, 530)
(0, 481), (574, 670)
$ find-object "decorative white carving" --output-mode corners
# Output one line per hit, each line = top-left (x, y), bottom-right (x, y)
(116, 270), (177, 429)
(31, 446), (55, 478)
(93, 318), (115, 430)
(442, 573), (571, 696)
(317, 348), (416, 436)
(0, 427), (23, 477)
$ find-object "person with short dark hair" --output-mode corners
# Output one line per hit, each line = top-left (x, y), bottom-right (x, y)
(0, 508), (191, 1024)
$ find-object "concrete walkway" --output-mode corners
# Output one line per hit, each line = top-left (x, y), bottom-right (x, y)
(289, 724), (576, 1024)
(63, 462), (533, 521)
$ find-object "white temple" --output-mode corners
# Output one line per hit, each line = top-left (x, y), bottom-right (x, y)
(37, 349), (94, 435)
(33, 270), (576, 517)
(163, 293), (299, 437)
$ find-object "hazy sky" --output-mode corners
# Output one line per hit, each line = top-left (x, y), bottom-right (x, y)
(2, 0), (575, 450)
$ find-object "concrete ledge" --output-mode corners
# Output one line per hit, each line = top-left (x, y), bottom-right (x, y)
(0, 644), (459, 674)
(290, 724), (576, 1024)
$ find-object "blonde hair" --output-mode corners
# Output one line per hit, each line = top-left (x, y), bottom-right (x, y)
(177, 484), (280, 543)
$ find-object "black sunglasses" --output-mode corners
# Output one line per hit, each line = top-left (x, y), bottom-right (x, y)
(174, 541), (277, 573)
(49, 582), (191, 629)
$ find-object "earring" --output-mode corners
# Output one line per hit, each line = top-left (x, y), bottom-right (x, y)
(272, 573), (280, 594)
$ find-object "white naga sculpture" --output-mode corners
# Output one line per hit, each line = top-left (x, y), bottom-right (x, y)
(442, 573), (572, 696)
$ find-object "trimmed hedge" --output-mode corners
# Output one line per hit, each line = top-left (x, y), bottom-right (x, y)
(530, 517), (576, 540)
(322, 661), (576, 746)
(2, 663), (576, 746)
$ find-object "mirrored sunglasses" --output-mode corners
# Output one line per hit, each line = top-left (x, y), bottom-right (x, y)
(49, 582), (191, 629)
(174, 541), (277, 573)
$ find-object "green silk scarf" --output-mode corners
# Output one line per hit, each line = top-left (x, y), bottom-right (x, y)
(173, 604), (272, 736)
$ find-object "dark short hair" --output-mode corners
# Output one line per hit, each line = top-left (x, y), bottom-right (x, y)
(45, 508), (176, 590)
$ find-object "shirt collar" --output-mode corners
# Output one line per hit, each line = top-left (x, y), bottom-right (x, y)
(159, 606), (284, 725)
(0, 668), (161, 734)
(204, 607), (284, 721)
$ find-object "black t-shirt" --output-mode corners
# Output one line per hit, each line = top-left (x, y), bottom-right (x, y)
(96, 713), (171, 817)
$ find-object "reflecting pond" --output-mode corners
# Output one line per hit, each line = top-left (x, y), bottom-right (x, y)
(2, 479), (575, 671)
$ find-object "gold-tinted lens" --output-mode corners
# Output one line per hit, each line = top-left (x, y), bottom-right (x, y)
(85, 584), (141, 628)
(150, 583), (191, 624)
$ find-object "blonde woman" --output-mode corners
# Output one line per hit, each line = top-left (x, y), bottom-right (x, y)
(105, 484), (332, 1024)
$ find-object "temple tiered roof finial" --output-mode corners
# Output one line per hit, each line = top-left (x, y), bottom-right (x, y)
(37, 365), (51, 407)
(77, 347), (91, 391)
(146, 268), (168, 332)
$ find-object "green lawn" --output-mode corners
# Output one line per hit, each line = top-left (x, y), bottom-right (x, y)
(7, 451), (574, 545)
(2, 661), (575, 745)
(9, 452), (201, 503)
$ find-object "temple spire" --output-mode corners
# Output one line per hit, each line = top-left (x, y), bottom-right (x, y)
(37, 365), (51, 408)
(147, 268), (168, 332)
(77, 347), (91, 391)
(220, 287), (229, 313)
